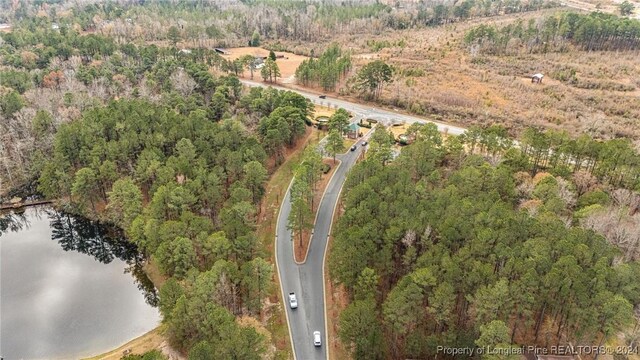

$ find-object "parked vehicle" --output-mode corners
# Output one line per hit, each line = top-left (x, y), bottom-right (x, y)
(288, 292), (298, 309)
(319, 95), (327, 99)
(362, 141), (368, 146)
(350, 144), (357, 151)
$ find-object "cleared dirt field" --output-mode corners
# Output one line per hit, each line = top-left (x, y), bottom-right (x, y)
(220, 47), (309, 82)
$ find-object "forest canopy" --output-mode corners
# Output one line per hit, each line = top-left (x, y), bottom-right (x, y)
(330, 125), (640, 359)
(37, 80), (310, 355)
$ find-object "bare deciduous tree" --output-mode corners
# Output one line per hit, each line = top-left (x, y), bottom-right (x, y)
(583, 205), (640, 261)
(170, 68), (197, 97)
(572, 170), (597, 197)
(402, 229), (417, 247)
(556, 178), (576, 209)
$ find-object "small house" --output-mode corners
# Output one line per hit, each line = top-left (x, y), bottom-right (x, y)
(531, 73), (544, 83)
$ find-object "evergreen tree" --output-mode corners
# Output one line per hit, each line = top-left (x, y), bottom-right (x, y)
(326, 129), (344, 164)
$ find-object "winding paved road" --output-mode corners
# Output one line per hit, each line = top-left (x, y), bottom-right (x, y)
(240, 79), (467, 360)
(275, 144), (365, 360)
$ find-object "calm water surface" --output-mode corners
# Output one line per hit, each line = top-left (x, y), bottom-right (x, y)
(0, 206), (160, 360)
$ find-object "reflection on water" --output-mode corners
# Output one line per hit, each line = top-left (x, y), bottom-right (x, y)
(0, 209), (29, 236)
(1, 207), (158, 307)
(46, 209), (158, 307)
(49, 210), (138, 264)
(0, 206), (160, 359)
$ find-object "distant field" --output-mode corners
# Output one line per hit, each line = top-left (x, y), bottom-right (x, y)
(282, 8), (640, 140)
(220, 47), (309, 83)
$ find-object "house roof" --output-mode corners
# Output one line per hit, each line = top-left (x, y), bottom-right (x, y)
(532, 73), (544, 78)
(347, 123), (359, 131)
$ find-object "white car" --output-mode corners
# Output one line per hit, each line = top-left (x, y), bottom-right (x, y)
(313, 331), (321, 347)
(288, 292), (298, 309)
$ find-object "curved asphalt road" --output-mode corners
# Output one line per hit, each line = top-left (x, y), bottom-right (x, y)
(275, 144), (364, 360)
(240, 79), (467, 360)
(240, 80), (466, 136)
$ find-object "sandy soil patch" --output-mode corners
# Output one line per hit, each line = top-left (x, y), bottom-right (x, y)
(388, 123), (410, 139)
(325, 252), (351, 360)
(82, 326), (172, 360)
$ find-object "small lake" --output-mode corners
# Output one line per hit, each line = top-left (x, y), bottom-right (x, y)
(0, 206), (160, 360)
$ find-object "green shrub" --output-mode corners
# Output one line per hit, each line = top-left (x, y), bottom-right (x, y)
(577, 189), (610, 208)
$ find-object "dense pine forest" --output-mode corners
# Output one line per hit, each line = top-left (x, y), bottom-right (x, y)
(0, 3), (311, 356)
(331, 124), (640, 359)
(37, 88), (311, 356)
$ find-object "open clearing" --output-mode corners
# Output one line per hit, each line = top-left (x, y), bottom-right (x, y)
(220, 47), (309, 82)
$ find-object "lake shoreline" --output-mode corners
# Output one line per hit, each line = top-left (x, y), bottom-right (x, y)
(82, 326), (168, 360)
(1, 206), (162, 359)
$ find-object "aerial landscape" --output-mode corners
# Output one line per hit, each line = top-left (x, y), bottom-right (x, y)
(1, 0), (640, 359)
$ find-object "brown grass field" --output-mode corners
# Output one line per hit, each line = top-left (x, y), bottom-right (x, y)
(273, 7), (640, 141)
(363, 19), (640, 140)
